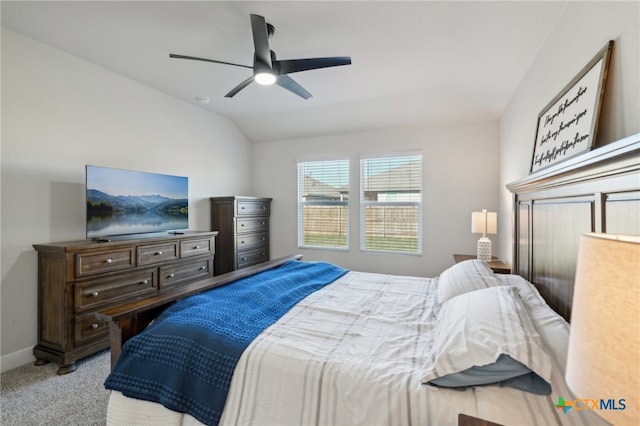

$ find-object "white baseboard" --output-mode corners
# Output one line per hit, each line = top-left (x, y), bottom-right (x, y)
(1, 347), (35, 373)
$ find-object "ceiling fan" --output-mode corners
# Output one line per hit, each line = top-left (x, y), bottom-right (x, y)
(170, 14), (352, 99)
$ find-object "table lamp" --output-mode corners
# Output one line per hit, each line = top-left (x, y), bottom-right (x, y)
(471, 209), (497, 262)
(566, 233), (639, 426)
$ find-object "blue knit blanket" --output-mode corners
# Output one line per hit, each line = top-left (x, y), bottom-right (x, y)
(104, 260), (347, 425)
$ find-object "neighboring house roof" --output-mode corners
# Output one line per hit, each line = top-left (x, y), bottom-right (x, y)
(363, 160), (421, 193)
(302, 160), (421, 200)
(301, 175), (345, 199)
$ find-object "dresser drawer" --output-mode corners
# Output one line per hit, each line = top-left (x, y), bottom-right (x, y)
(75, 269), (157, 312)
(236, 217), (269, 234)
(237, 247), (269, 269)
(160, 257), (212, 290)
(33, 231), (218, 373)
(76, 248), (135, 277)
(181, 237), (213, 258)
(137, 242), (179, 265)
(236, 232), (268, 252)
(75, 311), (109, 345)
(236, 200), (270, 217)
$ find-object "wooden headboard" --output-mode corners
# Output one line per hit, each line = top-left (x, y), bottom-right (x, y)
(507, 133), (640, 322)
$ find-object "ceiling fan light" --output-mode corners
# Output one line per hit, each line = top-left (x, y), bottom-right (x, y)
(255, 72), (277, 85)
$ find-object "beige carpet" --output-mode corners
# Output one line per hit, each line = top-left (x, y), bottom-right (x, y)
(1, 350), (110, 425)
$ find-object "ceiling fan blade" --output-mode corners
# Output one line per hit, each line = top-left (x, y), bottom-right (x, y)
(225, 76), (255, 98)
(277, 57), (352, 75)
(276, 75), (312, 99)
(169, 54), (252, 69)
(250, 14), (272, 68)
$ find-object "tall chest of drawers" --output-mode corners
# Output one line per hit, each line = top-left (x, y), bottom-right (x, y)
(210, 196), (271, 275)
(33, 231), (217, 374)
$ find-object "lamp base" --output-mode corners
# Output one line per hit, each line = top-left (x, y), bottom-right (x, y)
(477, 237), (492, 262)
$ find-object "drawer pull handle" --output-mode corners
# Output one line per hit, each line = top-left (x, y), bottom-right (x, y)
(261, 222), (266, 225)
(240, 240), (245, 244)
(91, 291), (99, 297)
(140, 280), (148, 285)
(91, 323), (99, 330)
(156, 251), (163, 256)
(261, 206), (266, 210)
(199, 266), (206, 270)
(106, 258), (112, 264)
(241, 206), (246, 210)
(194, 245), (200, 249)
(167, 273), (175, 278)
(240, 224), (245, 227)
(261, 237), (266, 241)
(241, 257), (247, 261)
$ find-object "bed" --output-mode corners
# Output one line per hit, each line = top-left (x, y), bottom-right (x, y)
(100, 133), (639, 426)
(103, 260), (608, 426)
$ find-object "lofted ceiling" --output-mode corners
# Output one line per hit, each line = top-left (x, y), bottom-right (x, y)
(1, 1), (568, 142)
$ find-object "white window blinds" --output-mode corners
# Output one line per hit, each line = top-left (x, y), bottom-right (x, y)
(297, 160), (349, 249)
(360, 154), (422, 254)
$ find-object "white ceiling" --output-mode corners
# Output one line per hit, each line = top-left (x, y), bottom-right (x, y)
(1, 1), (568, 142)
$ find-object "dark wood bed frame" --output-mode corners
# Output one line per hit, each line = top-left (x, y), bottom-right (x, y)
(507, 132), (639, 322)
(97, 133), (638, 367)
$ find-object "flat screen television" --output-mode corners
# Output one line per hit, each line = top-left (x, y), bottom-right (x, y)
(86, 165), (188, 239)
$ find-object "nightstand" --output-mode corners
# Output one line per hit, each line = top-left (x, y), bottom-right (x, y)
(458, 413), (504, 426)
(453, 254), (511, 274)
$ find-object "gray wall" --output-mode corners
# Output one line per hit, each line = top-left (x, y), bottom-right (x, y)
(497, 1), (640, 263)
(1, 30), (253, 370)
(252, 122), (499, 278)
(2, 0), (638, 373)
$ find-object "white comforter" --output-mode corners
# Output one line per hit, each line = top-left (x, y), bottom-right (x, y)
(107, 271), (606, 426)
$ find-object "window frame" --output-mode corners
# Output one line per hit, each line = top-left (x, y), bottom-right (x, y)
(297, 158), (350, 251)
(359, 152), (423, 255)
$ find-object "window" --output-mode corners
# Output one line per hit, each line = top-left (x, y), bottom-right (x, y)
(360, 154), (422, 254)
(297, 159), (349, 249)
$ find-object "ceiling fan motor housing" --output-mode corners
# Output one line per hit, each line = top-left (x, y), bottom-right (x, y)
(169, 13), (351, 99)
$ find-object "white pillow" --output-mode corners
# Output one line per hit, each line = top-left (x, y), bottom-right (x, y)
(437, 259), (501, 303)
(422, 285), (552, 394)
(496, 274), (571, 367)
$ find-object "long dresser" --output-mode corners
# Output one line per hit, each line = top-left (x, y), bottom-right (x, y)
(210, 196), (271, 275)
(33, 231), (217, 374)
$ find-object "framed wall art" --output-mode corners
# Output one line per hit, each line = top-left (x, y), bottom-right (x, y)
(530, 40), (613, 173)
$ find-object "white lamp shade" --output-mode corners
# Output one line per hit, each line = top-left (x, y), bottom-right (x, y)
(485, 212), (497, 234)
(471, 211), (485, 234)
(566, 233), (640, 426)
(471, 210), (497, 235)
